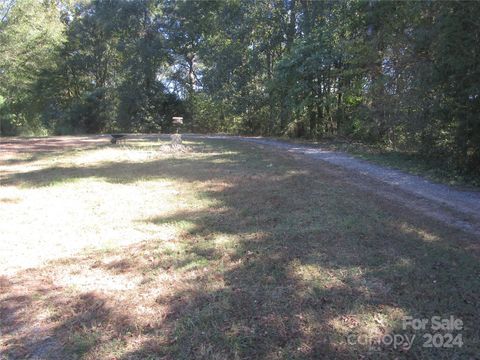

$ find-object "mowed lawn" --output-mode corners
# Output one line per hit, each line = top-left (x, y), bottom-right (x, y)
(0, 137), (479, 359)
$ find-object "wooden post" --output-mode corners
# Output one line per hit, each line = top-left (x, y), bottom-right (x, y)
(171, 117), (184, 146)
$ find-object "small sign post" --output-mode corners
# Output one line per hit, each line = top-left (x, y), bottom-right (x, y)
(171, 116), (184, 147)
(172, 117), (183, 132)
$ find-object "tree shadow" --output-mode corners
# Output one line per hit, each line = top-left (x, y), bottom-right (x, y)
(121, 168), (479, 359)
(1, 283), (131, 359)
(1, 141), (244, 187)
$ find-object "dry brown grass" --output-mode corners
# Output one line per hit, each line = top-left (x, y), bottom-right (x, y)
(1, 136), (479, 359)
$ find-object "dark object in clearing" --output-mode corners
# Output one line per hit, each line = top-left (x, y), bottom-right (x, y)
(110, 134), (126, 144)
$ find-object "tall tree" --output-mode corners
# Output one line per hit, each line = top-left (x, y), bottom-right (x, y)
(0, 0), (65, 134)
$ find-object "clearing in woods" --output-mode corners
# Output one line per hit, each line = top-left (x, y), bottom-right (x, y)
(0, 135), (479, 359)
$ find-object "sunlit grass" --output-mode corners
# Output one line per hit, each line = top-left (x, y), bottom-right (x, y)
(0, 140), (209, 273)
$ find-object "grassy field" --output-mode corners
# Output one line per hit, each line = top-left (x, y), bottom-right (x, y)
(1, 136), (479, 359)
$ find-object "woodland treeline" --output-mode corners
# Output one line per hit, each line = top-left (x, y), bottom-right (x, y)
(1, 0), (479, 174)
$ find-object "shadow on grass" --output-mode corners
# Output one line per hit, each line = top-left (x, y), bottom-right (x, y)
(1, 284), (131, 359)
(1, 141), (241, 187)
(1, 139), (479, 359)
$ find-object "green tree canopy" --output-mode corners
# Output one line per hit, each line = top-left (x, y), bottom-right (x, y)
(1, 0), (479, 174)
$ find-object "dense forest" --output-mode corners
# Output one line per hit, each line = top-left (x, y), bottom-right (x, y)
(1, 0), (479, 174)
